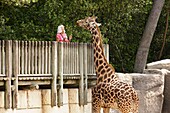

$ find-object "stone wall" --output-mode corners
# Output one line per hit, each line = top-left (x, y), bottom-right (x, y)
(133, 70), (164, 113)
(0, 89), (92, 113)
(162, 70), (170, 113)
(147, 59), (170, 113)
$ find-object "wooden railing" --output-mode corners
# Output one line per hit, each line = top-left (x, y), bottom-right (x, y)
(0, 40), (109, 109)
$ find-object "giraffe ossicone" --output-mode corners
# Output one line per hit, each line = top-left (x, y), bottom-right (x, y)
(77, 16), (139, 113)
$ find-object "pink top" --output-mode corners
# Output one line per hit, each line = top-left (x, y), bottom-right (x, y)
(56, 33), (69, 42)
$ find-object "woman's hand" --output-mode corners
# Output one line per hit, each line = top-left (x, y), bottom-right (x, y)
(69, 35), (72, 41)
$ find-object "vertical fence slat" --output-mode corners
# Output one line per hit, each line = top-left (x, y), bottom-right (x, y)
(63, 43), (65, 74)
(106, 44), (109, 62)
(65, 43), (70, 74)
(67, 43), (69, 74)
(21, 41), (24, 74)
(68, 43), (70, 74)
(88, 43), (91, 74)
(41, 41), (44, 74)
(92, 43), (95, 74)
(38, 41), (41, 74)
(75, 43), (79, 73)
(91, 43), (94, 74)
(79, 43), (84, 105)
(75, 43), (78, 74)
(27, 41), (31, 74)
(2, 40), (5, 74)
(73, 42), (76, 74)
(5, 40), (12, 109)
(73, 43), (76, 74)
(74, 43), (76, 74)
(72, 43), (74, 74)
(87, 43), (94, 75)
(0, 41), (1, 74)
(44, 41), (48, 74)
(31, 42), (35, 74)
(58, 42), (63, 107)
(69, 43), (72, 74)
(51, 41), (57, 106)
(13, 41), (19, 108)
(83, 43), (88, 105)
(47, 41), (51, 74)
(24, 41), (28, 74)
(34, 41), (38, 74)
(77, 43), (79, 74)
(71, 43), (73, 74)
(18, 41), (20, 74)
(64, 43), (68, 74)
(74, 43), (77, 74)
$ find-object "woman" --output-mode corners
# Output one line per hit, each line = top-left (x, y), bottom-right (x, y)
(56, 25), (72, 42)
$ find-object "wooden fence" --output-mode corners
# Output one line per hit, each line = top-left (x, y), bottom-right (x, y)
(0, 40), (109, 109)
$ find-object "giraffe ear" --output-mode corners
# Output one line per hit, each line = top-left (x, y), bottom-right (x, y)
(91, 16), (97, 20)
(96, 23), (101, 26)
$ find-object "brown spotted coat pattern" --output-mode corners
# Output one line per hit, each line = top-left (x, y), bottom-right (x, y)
(77, 16), (139, 113)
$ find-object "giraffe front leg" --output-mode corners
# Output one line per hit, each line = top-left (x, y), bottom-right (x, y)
(92, 105), (101, 113)
(103, 108), (110, 113)
(92, 99), (101, 113)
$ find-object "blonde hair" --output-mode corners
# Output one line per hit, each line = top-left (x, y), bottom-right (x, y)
(57, 25), (65, 33)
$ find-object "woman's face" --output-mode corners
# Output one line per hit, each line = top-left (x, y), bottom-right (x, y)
(61, 26), (65, 33)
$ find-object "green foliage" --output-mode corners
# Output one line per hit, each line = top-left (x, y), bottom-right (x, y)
(0, 0), (169, 72)
(148, 0), (170, 62)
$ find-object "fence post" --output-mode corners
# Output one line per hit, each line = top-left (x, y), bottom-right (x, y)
(1, 40), (5, 75)
(58, 42), (63, 107)
(12, 40), (19, 108)
(105, 44), (109, 62)
(79, 43), (84, 106)
(5, 40), (12, 109)
(83, 43), (88, 105)
(51, 41), (57, 107)
(0, 41), (1, 74)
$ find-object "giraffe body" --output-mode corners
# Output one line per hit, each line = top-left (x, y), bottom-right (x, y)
(92, 81), (139, 113)
(77, 16), (139, 113)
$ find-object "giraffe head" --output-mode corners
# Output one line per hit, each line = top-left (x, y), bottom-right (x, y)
(77, 16), (101, 30)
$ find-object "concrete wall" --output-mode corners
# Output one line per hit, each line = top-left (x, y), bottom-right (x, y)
(162, 70), (170, 113)
(133, 71), (164, 113)
(0, 89), (92, 113)
(147, 59), (170, 113)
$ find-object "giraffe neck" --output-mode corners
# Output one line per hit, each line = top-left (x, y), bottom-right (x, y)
(90, 25), (117, 83)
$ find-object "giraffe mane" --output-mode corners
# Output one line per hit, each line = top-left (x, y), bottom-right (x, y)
(96, 25), (104, 53)
(96, 24), (116, 72)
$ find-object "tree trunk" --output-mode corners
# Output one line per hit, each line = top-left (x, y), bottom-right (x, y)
(134, 0), (165, 73)
(158, 10), (169, 59)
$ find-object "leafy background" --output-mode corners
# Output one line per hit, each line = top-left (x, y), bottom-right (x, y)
(0, 0), (170, 72)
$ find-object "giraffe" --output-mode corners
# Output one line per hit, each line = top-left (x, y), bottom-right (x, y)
(77, 16), (117, 84)
(77, 16), (139, 113)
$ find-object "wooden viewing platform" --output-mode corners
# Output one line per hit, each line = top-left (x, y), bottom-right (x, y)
(0, 40), (109, 109)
